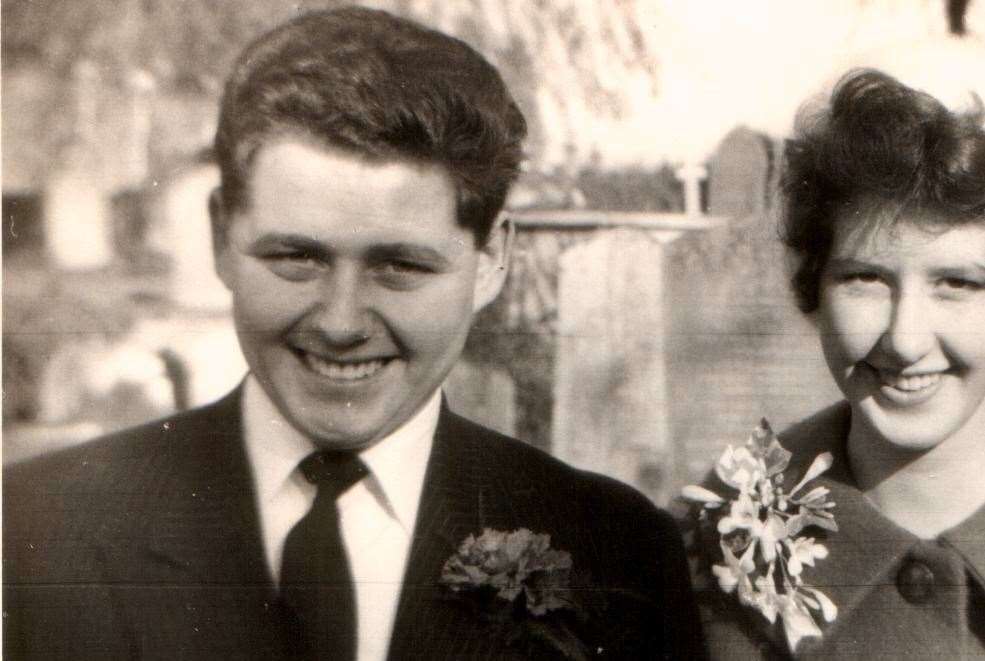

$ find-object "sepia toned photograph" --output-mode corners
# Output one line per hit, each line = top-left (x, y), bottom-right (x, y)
(3, 1), (984, 658)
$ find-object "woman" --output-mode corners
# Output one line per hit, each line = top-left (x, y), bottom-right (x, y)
(693, 69), (985, 659)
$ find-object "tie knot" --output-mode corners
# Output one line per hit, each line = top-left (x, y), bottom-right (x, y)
(299, 451), (368, 496)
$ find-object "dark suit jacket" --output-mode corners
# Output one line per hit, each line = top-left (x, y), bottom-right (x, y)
(4, 390), (704, 660)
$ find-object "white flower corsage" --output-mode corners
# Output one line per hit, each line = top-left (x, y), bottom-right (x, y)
(682, 419), (838, 652)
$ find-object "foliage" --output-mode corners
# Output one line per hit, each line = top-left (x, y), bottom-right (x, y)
(2, 0), (345, 89)
(2, 0), (664, 168)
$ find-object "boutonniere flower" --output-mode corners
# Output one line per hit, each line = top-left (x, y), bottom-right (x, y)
(682, 419), (838, 652)
(440, 528), (594, 659)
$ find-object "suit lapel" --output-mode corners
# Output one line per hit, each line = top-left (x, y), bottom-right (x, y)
(387, 406), (526, 660)
(101, 389), (286, 659)
(127, 389), (268, 583)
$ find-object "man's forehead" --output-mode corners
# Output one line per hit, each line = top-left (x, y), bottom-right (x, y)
(236, 137), (474, 252)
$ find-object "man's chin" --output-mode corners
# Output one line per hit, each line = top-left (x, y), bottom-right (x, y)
(287, 403), (401, 451)
(297, 417), (386, 452)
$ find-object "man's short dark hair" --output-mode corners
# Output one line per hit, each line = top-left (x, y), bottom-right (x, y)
(214, 6), (527, 245)
(781, 68), (985, 312)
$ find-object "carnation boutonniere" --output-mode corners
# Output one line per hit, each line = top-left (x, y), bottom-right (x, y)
(440, 528), (597, 660)
(681, 419), (839, 652)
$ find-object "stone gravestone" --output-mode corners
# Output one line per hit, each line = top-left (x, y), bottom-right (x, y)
(552, 227), (673, 503)
(707, 126), (772, 220)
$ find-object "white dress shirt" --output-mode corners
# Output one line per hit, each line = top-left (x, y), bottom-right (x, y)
(242, 376), (439, 661)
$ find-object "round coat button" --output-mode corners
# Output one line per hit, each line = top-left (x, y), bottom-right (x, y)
(896, 561), (935, 604)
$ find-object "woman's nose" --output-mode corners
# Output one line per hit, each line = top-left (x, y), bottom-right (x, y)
(877, 290), (936, 365)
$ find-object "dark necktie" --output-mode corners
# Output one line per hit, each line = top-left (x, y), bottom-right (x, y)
(279, 451), (368, 661)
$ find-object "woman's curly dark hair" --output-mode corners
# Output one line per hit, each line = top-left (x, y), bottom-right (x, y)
(781, 69), (985, 313)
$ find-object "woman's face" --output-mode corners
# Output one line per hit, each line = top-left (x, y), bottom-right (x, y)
(816, 213), (985, 451)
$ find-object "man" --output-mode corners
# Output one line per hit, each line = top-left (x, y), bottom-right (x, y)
(4, 7), (703, 660)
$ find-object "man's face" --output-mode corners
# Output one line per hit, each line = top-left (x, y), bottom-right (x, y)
(214, 137), (508, 450)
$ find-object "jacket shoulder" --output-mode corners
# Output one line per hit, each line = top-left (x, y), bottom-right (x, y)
(443, 410), (668, 523)
(4, 394), (239, 493)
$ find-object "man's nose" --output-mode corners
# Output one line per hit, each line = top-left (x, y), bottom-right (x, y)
(878, 290), (935, 364)
(309, 267), (372, 346)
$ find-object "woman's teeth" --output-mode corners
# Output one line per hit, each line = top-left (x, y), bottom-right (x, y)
(303, 354), (387, 380)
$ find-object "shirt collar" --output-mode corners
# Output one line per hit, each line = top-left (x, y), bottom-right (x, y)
(242, 375), (439, 531)
(357, 388), (440, 531)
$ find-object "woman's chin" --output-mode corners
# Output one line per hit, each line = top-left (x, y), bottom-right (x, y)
(851, 397), (964, 454)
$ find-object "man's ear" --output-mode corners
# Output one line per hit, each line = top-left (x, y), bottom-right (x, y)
(472, 212), (514, 313)
(209, 187), (233, 289)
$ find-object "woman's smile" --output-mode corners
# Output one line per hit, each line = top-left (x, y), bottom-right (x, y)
(870, 365), (945, 407)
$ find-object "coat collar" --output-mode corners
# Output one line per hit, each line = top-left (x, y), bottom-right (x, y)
(776, 402), (985, 655)
(780, 403), (985, 591)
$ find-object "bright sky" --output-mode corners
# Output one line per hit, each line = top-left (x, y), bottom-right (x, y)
(539, 0), (985, 166)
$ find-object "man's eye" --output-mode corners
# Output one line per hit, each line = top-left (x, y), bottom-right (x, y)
(373, 260), (436, 288)
(380, 260), (432, 274)
(841, 272), (881, 284)
(262, 253), (321, 281)
(938, 277), (984, 295)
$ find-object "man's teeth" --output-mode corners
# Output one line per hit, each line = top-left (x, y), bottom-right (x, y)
(303, 354), (386, 380)
(880, 372), (941, 392)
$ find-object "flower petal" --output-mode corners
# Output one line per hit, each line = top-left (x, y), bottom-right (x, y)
(804, 587), (838, 622)
(789, 452), (834, 497)
(780, 596), (822, 652)
(681, 485), (726, 504)
(712, 563), (739, 593)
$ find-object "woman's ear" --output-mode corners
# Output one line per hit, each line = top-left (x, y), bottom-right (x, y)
(472, 212), (514, 313)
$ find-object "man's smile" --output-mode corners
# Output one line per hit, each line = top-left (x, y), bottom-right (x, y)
(294, 349), (395, 382)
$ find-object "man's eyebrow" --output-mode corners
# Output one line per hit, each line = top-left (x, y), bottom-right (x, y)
(248, 233), (328, 254)
(932, 262), (985, 276)
(824, 257), (883, 270)
(367, 243), (453, 265)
